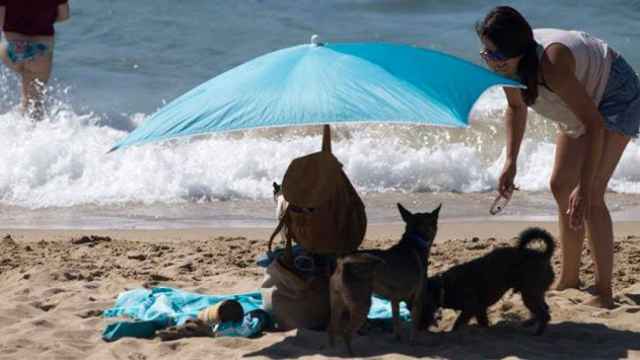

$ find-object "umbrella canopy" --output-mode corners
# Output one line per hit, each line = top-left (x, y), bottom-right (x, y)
(110, 38), (524, 151)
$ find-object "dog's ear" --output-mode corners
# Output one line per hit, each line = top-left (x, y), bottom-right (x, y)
(397, 203), (413, 223)
(431, 203), (442, 218)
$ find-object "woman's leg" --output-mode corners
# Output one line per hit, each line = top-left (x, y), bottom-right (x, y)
(584, 129), (630, 308)
(22, 49), (53, 119)
(0, 41), (26, 102)
(550, 133), (587, 290)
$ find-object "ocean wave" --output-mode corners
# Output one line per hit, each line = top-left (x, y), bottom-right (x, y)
(1, 91), (639, 209)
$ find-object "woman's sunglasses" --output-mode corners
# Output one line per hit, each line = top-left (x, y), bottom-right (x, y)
(479, 48), (512, 62)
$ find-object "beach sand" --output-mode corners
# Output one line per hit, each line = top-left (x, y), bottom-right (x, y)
(1, 222), (640, 360)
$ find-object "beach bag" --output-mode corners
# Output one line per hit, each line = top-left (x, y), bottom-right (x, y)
(261, 256), (330, 331)
(275, 125), (367, 256)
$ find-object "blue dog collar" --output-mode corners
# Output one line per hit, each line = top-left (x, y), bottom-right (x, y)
(404, 233), (431, 250)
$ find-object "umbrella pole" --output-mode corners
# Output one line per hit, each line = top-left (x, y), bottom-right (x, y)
(322, 124), (331, 153)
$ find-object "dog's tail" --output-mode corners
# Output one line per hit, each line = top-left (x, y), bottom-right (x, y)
(517, 227), (555, 260)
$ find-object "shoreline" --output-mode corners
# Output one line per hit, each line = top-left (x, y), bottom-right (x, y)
(3, 220), (640, 243)
(2, 191), (640, 231)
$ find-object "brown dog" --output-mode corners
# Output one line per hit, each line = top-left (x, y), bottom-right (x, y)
(328, 253), (383, 356)
(360, 203), (440, 343)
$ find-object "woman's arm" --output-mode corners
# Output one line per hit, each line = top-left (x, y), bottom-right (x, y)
(503, 88), (528, 166)
(56, 3), (70, 23)
(499, 87), (528, 196)
(542, 44), (606, 225)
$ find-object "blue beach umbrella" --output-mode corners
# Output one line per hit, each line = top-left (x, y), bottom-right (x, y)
(110, 36), (523, 151)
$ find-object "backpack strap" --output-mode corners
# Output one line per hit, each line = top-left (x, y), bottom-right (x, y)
(268, 202), (290, 253)
(267, 205), (296, 268)
(281, 207), (296, 267)
(268, 217), (285, 253)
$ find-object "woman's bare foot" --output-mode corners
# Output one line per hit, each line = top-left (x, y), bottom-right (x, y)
(582, 295), (615, 309)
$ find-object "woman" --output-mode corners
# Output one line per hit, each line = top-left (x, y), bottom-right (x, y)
(476, 6), (640, 308)
(0, 0), (70, 119)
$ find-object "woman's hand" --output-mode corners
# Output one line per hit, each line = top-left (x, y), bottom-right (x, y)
(498, 162), (517, 197)
(567, 186), (589, 229)
(56, 3), (70, 23)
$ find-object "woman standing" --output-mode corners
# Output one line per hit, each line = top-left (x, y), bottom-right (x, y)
(476, 6), (639, 308)
(0, 0), (70, 119)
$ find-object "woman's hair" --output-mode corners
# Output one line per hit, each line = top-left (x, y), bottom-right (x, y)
(475, 6), (539, 105)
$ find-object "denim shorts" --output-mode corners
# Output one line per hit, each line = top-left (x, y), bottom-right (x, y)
(598, 54), (640, 138)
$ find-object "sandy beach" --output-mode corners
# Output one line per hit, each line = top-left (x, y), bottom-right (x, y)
(1, 0), (640, 359)
(1, 222), (640, 360)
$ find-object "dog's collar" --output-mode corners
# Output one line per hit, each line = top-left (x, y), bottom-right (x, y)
(403, 233), (431, 250)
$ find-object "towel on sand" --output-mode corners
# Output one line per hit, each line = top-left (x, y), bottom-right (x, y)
(102, 287), (266, 341)
(102, 287), (410, 341)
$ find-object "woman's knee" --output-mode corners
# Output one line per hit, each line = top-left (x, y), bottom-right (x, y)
(549, 176), (575, 200)
(588, 184), (608, 213)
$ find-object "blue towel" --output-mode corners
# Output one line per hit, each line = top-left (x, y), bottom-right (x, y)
(369, 295), (410, 321)
(102, 287), (411, 341)
(102, 287), (265, 341)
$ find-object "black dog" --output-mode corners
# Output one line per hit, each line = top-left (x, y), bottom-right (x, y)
(423, 227), (555, 335)
(359, 203), (441, 343)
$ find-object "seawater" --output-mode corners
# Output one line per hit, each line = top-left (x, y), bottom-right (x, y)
(1, 1), (639, 227)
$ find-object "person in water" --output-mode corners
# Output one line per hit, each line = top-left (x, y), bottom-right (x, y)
(0, 0), (70, 119)
(476, 6), (640, 308)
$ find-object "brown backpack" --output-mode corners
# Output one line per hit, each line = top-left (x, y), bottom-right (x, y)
(270, 125), (367, 259)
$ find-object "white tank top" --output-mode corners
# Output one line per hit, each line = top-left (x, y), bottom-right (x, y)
(530, 28), (615, 138)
